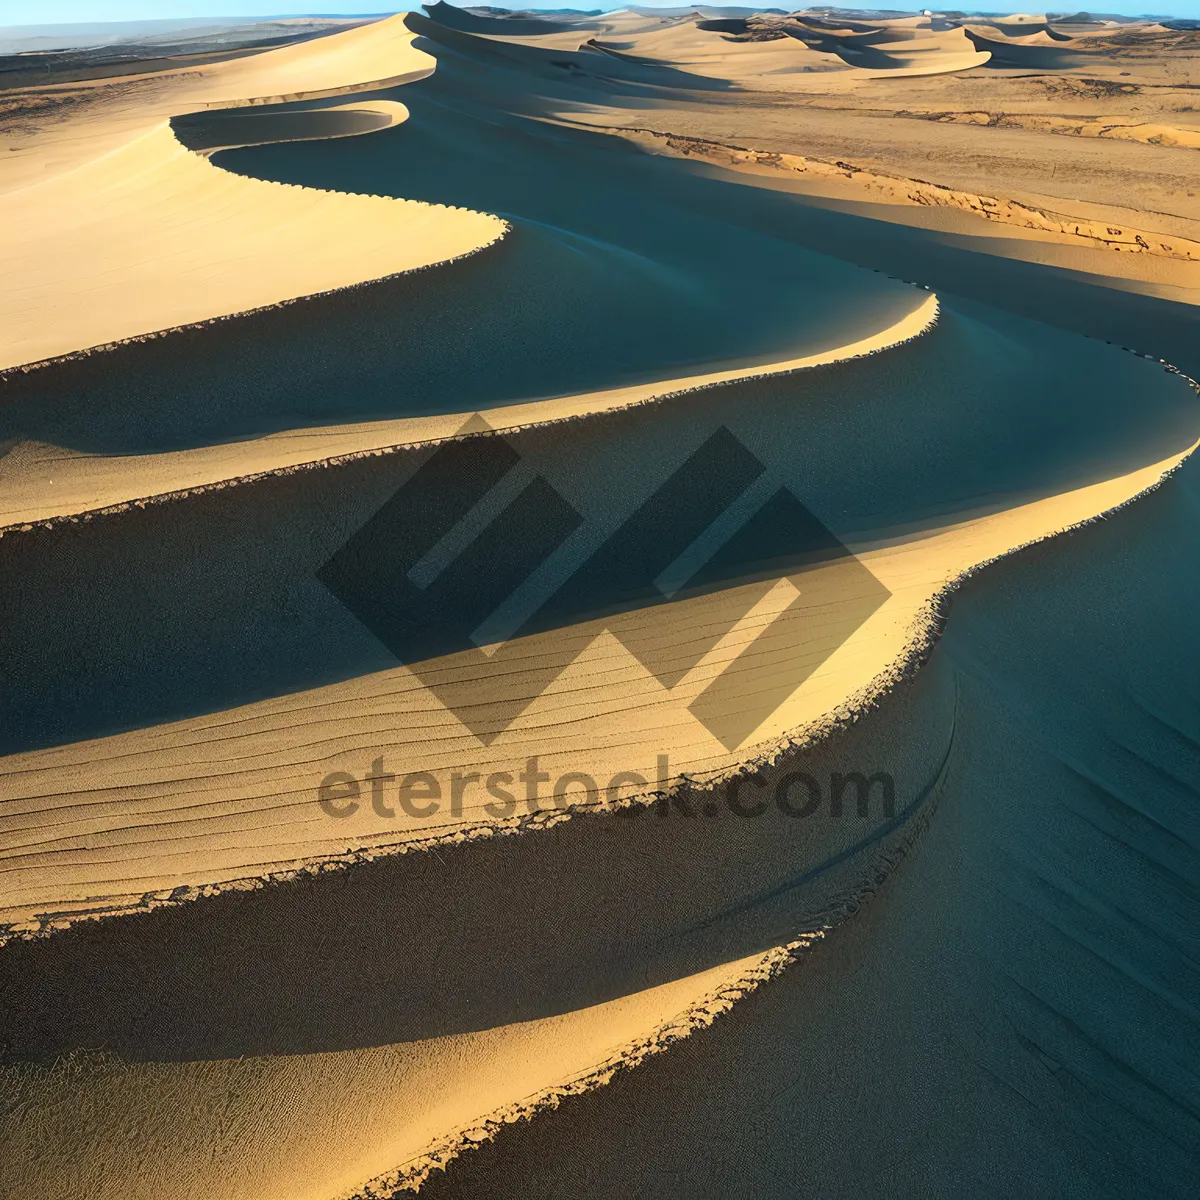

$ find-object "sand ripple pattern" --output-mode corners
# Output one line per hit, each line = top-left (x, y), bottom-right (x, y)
(1, 9), (1198, 1200)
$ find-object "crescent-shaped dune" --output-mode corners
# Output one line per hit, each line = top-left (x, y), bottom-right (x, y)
(962, 24), (1095, 68)
(1, 7), (1198, 1200)
(0, 121), (504, 370)
(172, 97), (412, 155)
(0, 15), (506, 371)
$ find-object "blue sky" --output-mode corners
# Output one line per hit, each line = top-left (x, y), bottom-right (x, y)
(2, 1), (1197, 28)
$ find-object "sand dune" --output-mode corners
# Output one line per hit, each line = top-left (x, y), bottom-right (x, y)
(0, 297), (936, 528)
(415, 5), (990, 87)
(1, 7), (1198, 1200)
(0, 295), (1194, 931)
(0, 13), (443, 190)
(963, 24), (1094, 68)
(413, 453), (1200, 1200)
(581, 11), (989, 83)
(0, 120), (502, 370)
(797, 24), (992, 76)
(0, 16), (504, 370)
(589, 19), (852, 84)
(2, 944), (817, 1200)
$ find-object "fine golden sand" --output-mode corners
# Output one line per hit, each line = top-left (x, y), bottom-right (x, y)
(1, 8), (1197, 1200)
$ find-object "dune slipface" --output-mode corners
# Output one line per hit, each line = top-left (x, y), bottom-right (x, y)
(0, 7), (1198, 1200)
(0, 16), (504, 370)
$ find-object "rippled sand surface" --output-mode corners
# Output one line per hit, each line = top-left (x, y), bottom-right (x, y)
(1, 8), (1197, 1199)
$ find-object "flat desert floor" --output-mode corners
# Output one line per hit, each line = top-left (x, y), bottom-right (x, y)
(0, 6), (1197, 1199)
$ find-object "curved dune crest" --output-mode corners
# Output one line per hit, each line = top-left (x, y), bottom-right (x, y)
(0, 306), (1194, 939)
(816, 27), (991, 76)
(0, 16), (507, 370)
(962, 25), (1094, 68)
(0, 938), (824, 1200)
(0, 14), (439, 193)
(173, 97), (411, 155)
(164, 12), (440, 110)
(0, 294), (939, 528)
(0, 121), (505, 370)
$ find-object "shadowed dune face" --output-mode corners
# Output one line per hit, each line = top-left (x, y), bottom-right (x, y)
(412, 447), (1200, 1200)
(0, 303), (1195, 758)
(0, 140), (919, 453)
(171, 95), (409, 154)
(0, 662), (955, 1063)
(1, 7), (1200, 1200)
(960, 17), (1200, 71)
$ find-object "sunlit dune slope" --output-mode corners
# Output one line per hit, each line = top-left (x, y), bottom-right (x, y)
(1, 927), (837, 1200)
(0, 296), (1194, 935)
(0, 16), (506, 369)
(0, 120), (502, 370)
(0, 13), (439, 188)
(589, 19), (853, 85)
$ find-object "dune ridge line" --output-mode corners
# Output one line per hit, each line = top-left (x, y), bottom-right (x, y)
(0, 16), (509, 372)
(0, 294), (939, 532)
(352, 933), (826, 1197)
(347, 709), (959, 1197)
(3, 409), (1194, 950)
